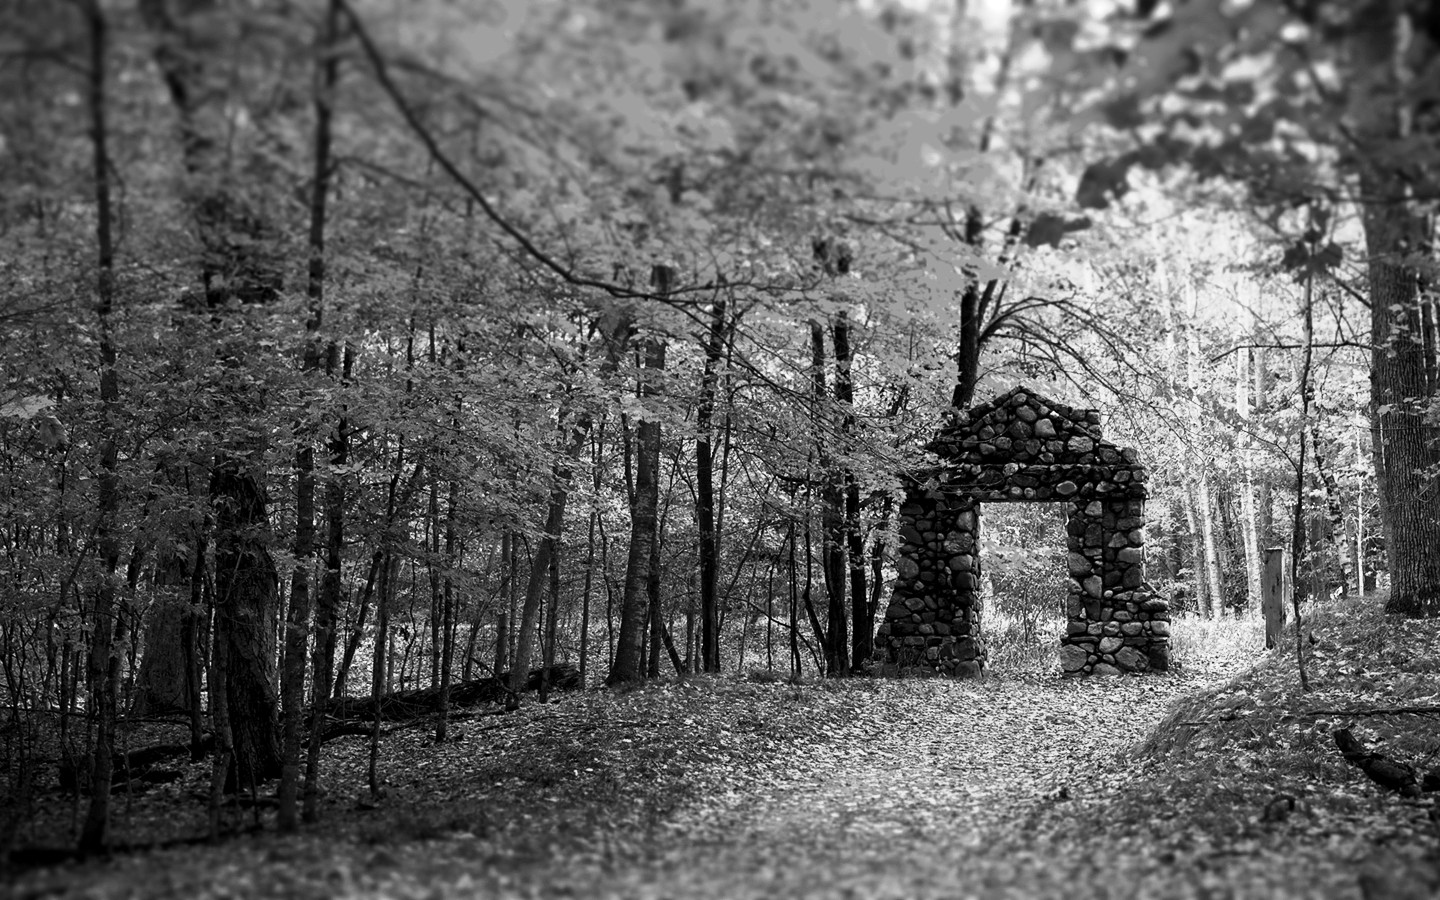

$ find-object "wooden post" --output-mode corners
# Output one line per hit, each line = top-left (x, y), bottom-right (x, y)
(1263, 546), (1287, 649)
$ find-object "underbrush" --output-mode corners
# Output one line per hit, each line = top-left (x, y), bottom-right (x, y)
(983, 607), (1263, 679)
(1093, 593), (1440, 887)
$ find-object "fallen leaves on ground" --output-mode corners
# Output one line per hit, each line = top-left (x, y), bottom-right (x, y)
(8, 598), (1440, 899)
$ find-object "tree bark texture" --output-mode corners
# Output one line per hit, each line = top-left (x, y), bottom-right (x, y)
(210, 460), (282, 787)
(695, 291), (726, 673)
(513, 307), (633, 695)
(140, 0), (285, 783)
(608, 335), (667, 685)
(809, 322), (848, 675)
(1350, 2), (1440, 617)
(79, 0), (122, 854)
(280, 0), (339, 830)
(833, 313), (872, 669)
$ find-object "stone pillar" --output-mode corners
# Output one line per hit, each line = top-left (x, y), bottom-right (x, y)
(1060, 497), (1170, 675)
(877, 487), (985, 677)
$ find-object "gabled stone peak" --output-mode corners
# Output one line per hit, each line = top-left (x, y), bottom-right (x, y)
(928, 385), (1139, 470)
(951, 385), (1098, 435)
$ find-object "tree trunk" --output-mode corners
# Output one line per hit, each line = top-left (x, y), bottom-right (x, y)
(1182, 283), (1224, 617)
(211, 460), (282, 789)
(695, 290), (726, 673)
(1366, 198), (1440, 617)
(1236, 340), (1263, 614)
(79, 0), (122, 854)
(809, 322), (849, 675)
(435, 479), (458, 742)
(646, 513), (664, 679)
(608, 336), (667, 684)
(140, 0), (285, 787)
(304, 342), (349, 822)
(279, 0), (339, 831)
(1348, 0), (1440, 617)
(131, 558), (196, 718)
(512, 310), (633, 697)
(833, 312), (871, 669)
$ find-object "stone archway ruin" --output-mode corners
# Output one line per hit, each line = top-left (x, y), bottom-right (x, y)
(876, 386), (1171, 677)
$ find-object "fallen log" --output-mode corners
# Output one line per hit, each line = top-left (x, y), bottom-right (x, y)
(322, 664), (580, 723)
(55, 666), (581, 793)
(1334, 728), (1423, 797)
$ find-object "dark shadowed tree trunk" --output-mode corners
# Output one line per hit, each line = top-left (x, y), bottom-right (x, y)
(140, 0), (285, 786)
(131, 554), (197, 718)
(511, 308), (633, 699)
(1351, 1), (1440, 618)
(305, 341), (351, 821)
(610, 268), (673, 684)
(609, 333), (668, 684)
(210, 461), (282, 788)
(280, 0), (339, 831)
(79, 0), (122, 854)
(809, 321), (848, 676)
(833, 312), (872, 669)
(695, 287), (727, 673)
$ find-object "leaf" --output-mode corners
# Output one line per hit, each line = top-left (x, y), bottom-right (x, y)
(0, 393), (52, 420)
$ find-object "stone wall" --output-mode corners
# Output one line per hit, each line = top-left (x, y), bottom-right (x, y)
(876, 386), (1171, 677)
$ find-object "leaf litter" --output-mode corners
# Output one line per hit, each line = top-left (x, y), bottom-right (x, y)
(8, 596), (1440, 899)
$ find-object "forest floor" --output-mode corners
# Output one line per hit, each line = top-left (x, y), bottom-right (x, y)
(6, 595), (1440, 899)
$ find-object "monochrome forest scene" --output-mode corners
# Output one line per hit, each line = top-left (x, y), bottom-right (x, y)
(2, 0), (1440, 897)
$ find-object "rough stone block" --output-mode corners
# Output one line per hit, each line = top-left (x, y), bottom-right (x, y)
(1099, 636), (1123, 654)
(1060, 643), (1089, 673)
(1117, 547), (1144, 565)
(955, 661), (983, 679)
(1092, 662), (1121, 676)
(1150, 621), (1170, 637)
(897, 557), (920, 580)
(1114, 647), (1146, 670)
(1148, 643), (1170, 671)
(1083, 576), (1102, 597)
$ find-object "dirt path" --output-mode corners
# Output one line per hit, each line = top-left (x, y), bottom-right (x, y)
(537, 674), (1239, 900)
(16, 658), (1400, 900)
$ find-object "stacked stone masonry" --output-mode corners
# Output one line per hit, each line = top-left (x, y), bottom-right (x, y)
(876, 386), (1171, 677)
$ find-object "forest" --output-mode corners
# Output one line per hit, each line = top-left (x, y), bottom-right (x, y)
(2, 0), (1439, 897)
